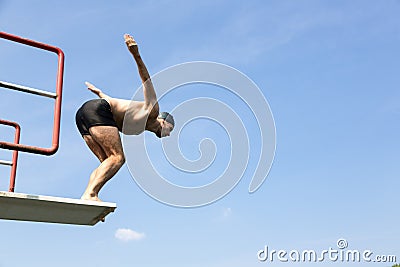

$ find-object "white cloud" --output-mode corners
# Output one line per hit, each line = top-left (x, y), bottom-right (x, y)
(223, 207), (232, 218)
(115, 228), (146, 242)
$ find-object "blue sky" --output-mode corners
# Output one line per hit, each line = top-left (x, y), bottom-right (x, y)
(1, 0), (400, 266)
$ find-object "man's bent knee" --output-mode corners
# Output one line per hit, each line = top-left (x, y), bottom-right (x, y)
(111, 154), (125, 168)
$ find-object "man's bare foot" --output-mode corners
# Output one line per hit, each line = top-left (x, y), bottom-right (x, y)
(124, 34), (138, 54)
(81, 194), (102, 202)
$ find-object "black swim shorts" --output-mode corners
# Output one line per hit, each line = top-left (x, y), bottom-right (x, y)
(75, 99), (118, 135)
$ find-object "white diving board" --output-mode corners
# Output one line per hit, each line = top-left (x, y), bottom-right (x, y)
(0, 191), (116, 226)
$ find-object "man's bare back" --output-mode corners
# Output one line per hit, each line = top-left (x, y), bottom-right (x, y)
(85, 82), (151, 134)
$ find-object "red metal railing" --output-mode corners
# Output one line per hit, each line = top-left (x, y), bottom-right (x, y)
(0, 120), (21, 192)
(0, 31), (64, 156)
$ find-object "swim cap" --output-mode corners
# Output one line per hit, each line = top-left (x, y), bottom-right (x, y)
(158, 112), (175, 127)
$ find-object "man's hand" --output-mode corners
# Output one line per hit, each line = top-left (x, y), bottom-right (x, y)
(124, 34), (139, 55)
(85, 81), (103, 97)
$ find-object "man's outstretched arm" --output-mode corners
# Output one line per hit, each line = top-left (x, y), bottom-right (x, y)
(124, 34), (158, 112)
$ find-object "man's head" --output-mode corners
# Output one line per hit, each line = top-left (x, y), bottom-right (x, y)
(155, 112), (174, 138)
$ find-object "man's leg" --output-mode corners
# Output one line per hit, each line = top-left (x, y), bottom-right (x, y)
(83, 135), (107, 162)
(81, 135), (108, 201)
(81, 126), (125, 201)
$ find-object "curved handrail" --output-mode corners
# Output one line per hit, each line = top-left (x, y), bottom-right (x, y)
(0, 31), (64, 155)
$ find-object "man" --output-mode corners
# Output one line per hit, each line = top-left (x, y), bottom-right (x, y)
(75, 34), (174, 201)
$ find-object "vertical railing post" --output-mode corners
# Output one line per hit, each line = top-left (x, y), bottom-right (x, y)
(0, 120), (21, 192)
(9, 123), (21, 192)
